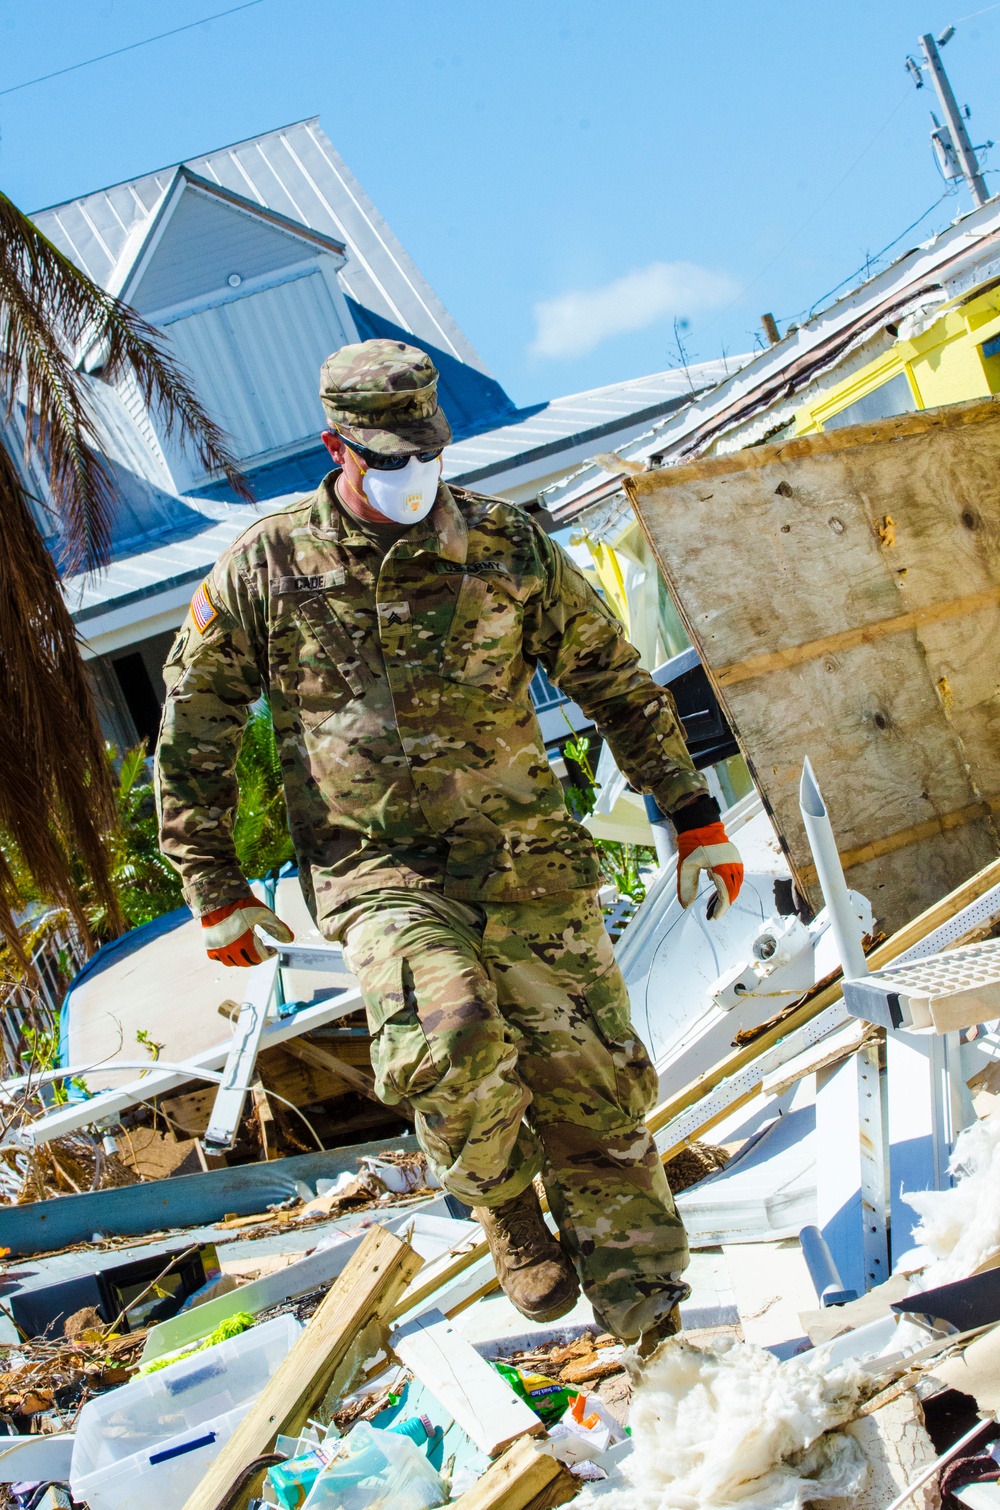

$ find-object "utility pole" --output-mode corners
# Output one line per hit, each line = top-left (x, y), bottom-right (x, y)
(906, 29), (989, 209)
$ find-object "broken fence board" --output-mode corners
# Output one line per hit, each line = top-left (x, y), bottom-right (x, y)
(0, 1135), (419, 1257)
(390, 1307), (542, 1457)
(181, 1224), (423, 1510)
(449, 1435), (579, 1510)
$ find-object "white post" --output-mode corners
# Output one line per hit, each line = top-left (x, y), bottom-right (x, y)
(799, 757), (869, 981)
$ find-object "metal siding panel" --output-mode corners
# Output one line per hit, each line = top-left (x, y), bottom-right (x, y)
(132, 189), (319, 315)
(163, 273), (346, 464)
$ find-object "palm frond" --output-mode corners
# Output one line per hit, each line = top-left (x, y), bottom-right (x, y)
(0, 192), (254, 572)
(0, 189), (254, 962)
(0, 444), (121, 961)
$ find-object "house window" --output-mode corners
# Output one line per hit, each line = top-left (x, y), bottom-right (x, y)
(982, 333), (1000, 360)
(823, 371), (916, 430)
(530, 663), (568, 713)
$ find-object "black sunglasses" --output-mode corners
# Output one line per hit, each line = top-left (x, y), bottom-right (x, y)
(339, 434), (443, 471)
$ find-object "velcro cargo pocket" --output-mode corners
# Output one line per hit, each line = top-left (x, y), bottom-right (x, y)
(440, 574), (526, 694)
(585, 965), (633, 1045)
(361, 959), (443, 1103)
(276, 595), (373, 730)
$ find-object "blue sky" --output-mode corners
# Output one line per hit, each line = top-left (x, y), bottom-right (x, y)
(2, 1), (998, 407)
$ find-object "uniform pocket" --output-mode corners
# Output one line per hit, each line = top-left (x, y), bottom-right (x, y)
(440, 574), (525, 696)
(272, 595), (372, 731)
(360, 959), (444, 1103)
(586, 966), (658, 1120)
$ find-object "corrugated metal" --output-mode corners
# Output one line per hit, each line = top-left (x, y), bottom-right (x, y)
(131, 185), (323, 317)
(443, 358), (736, 487)
(64, 498), (264, 619)
(163, 270), (348, 466)
(33, 119), (499, 383)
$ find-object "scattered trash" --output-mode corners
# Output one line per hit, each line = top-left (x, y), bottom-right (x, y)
(68, 1312), (302, 1510)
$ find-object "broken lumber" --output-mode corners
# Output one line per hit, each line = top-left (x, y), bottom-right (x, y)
(390, 1307), (543, 1457)
(449, 1435), (579, 1510)
(180, 1223), (423, 1510)
(280, 1036), (378, 1101)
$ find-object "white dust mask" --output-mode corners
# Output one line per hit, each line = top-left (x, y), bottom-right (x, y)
(361, 455), (440, 525)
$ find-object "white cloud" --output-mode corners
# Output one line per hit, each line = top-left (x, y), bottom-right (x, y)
(529, 260), (738, 360)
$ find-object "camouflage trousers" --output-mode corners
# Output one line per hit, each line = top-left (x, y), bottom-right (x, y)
(331, 887), (689, 1341)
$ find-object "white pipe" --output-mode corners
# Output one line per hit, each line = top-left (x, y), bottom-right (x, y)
(799, 757), (869, 982)
(881, 1417), (991, 1510)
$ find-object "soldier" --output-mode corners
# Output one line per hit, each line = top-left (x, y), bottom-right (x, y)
(155, 338), (744, 1351)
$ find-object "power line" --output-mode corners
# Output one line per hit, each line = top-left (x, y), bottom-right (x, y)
(0, 0), (269, 99)
(793, 189), (956, 322)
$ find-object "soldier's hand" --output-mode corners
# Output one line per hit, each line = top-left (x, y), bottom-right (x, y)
(676, 823), (744, 920)
(201, 899), (294, 966)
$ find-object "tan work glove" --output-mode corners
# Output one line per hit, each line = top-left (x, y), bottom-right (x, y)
(676, 822), (745, 920)
(200, 898), (294, 967)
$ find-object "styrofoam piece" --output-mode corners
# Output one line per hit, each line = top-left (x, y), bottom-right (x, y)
(72, 1313), (302, 1509)
(0, 1432), (74, 1483)
(843, 939), (1000, 1033)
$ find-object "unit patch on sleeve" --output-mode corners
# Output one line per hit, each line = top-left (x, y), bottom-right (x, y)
(190, 581), (219, 634)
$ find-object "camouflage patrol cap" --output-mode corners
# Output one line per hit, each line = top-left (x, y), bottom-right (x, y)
(319, 338), (452, 457)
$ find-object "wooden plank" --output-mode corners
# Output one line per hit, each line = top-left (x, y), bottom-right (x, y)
(625, 397), (1000, 933)
(389, 1236), (491, 1322)
(390, 1307), (543, 1457)
(0, 1135), (420, 1256)
(280, 1036), (378, 1101)
(449, 1435), (579, 1510)
(252, 1081), (279, 1161)
(181, 1224), (424, 1510)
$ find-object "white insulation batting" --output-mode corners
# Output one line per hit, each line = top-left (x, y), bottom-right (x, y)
(579, 1337), (866, 1510)
(903, 1111), (1000, 1286)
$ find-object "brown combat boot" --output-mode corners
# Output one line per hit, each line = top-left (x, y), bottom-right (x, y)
(474, 1187), (580, 1323)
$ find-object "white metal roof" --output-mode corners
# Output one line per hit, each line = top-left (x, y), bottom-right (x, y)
(443, 356), (739, 498)
(33, 118), (491, 378)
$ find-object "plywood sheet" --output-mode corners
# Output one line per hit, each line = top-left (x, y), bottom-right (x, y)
(626, 398), (1000, 933)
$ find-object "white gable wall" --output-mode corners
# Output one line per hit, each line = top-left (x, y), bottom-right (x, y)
(161, 268), (352, 480)
(130, 186), (327, 317)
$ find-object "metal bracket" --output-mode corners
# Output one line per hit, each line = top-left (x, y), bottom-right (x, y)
(202, 956), (279, 1152)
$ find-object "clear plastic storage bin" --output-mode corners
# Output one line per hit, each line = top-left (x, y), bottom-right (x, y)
(70, 1312), (302, 1510)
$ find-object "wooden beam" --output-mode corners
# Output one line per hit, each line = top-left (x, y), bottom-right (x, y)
(448, 1436), (578, 1510)
(180, 1224), (423, 1510)
(797, 795), (1000, 884)
(281, 1037), (378, 1102)
(715, 585), (1000, 688)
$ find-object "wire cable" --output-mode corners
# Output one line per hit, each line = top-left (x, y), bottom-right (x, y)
(0, 0), (269, 99)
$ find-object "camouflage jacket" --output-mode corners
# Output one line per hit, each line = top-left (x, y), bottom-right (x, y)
(155, 476), (708, 925)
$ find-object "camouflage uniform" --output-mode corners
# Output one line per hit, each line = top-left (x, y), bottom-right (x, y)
(155, 338), (709, 1340)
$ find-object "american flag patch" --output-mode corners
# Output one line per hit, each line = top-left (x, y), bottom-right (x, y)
(191, 581), (218, 633)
